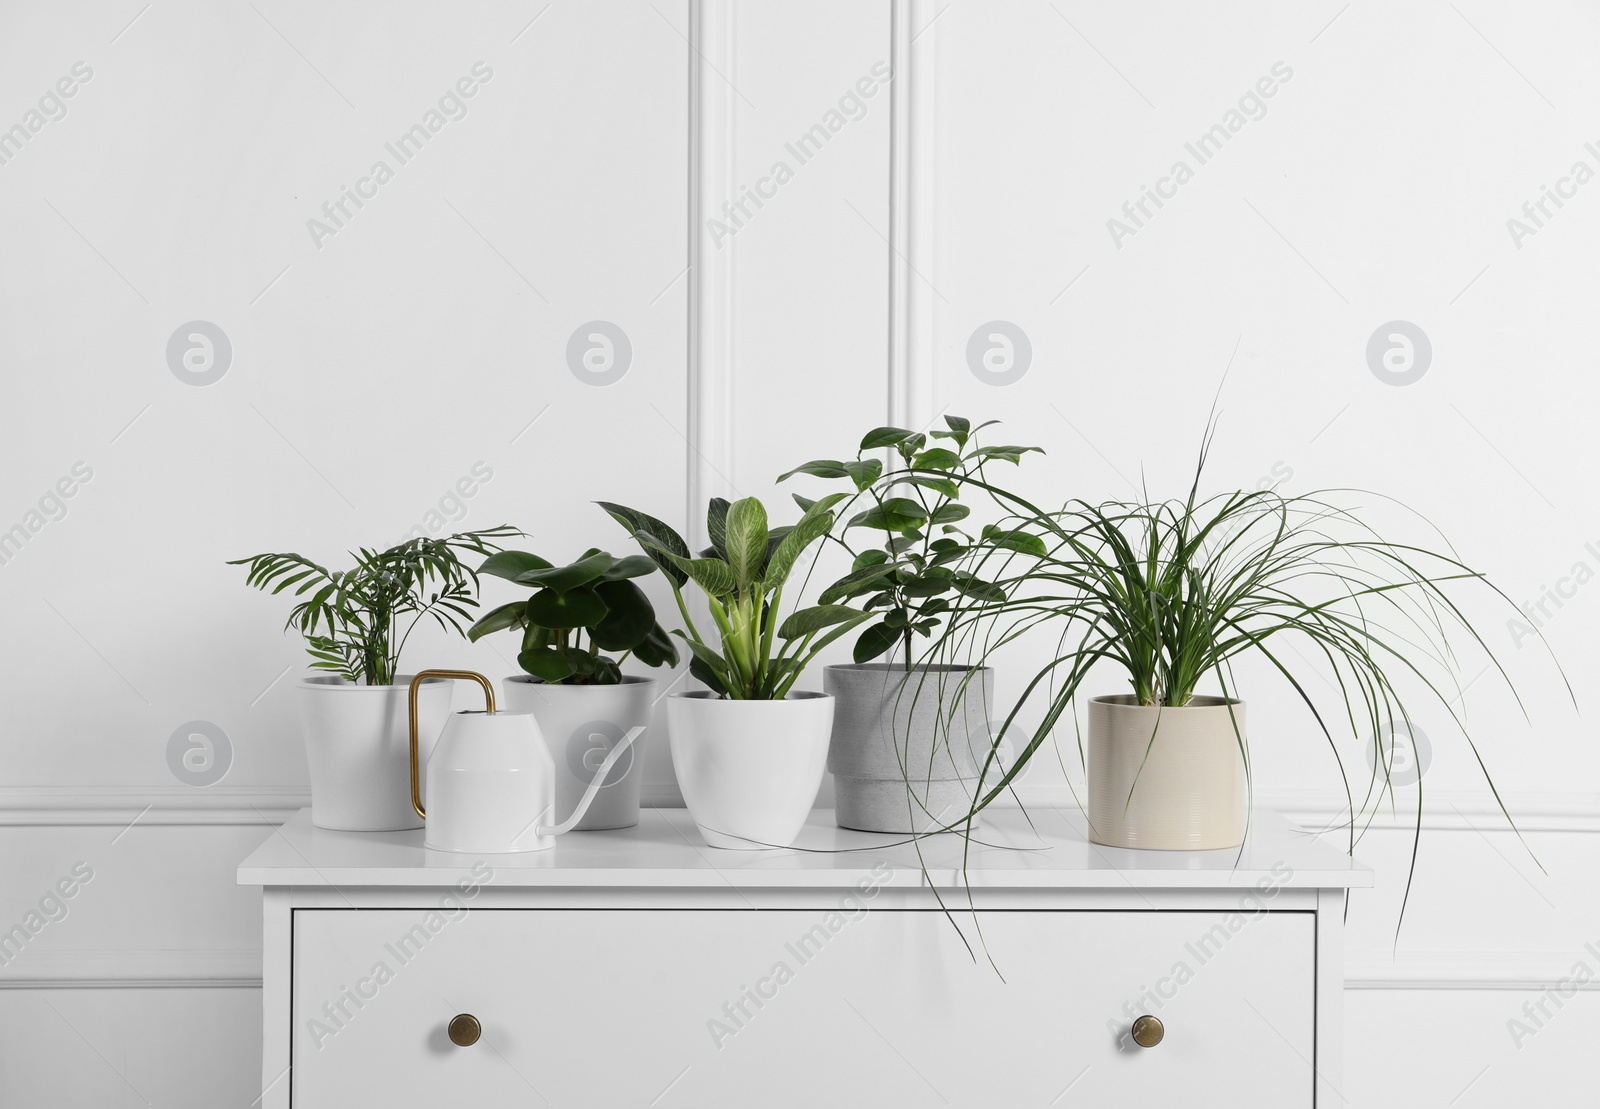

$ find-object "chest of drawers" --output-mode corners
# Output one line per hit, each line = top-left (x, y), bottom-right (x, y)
(239, 806), (1368, 1106)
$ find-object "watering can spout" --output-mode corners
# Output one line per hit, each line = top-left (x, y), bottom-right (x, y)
(537, 726), (646, 837)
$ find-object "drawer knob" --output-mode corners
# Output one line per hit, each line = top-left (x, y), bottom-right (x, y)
(448, 1013), (482, 1047)
(1131, 1014), (1164, 1048)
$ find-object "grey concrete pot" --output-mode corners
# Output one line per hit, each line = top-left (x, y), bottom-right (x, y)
(823, 663), (994, 833)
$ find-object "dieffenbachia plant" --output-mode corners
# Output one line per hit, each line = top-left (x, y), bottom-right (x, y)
(466, 548), (678, 685)
(601, 496), (875, 699)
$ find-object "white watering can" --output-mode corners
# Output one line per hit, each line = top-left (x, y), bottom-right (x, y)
(408, 670), (643, 854)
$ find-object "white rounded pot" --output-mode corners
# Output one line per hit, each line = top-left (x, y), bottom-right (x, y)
(1087, 695), (1247, 850)
(499, 675), (656, 831)
(297, 676), (452, 831)
(824, 663), (992, 833)
(666, 691), (833, 850)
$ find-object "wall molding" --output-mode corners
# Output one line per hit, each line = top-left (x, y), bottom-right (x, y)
(0, 786), (308, 826)
(686, 0), (737, 542)
(0, 948), (261, 990)
(887, 0), (937, 429)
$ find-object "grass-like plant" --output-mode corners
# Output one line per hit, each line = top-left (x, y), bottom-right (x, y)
(939, 435), (1567, 872)
(602, 496), (874, 699)
(467, 546), (679, 684)
(230, 527), (516, 685)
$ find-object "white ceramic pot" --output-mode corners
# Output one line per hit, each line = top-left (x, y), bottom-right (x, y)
(666, 690), (834, 850)
(499, 675), (656, 831)
(297, 676), (452, 831)
(1087, 694), (1247, 850)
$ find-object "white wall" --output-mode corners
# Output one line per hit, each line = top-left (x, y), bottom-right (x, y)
(2, 0), (1596, 1104)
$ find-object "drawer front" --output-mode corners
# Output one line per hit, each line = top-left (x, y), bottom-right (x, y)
(291, 907), (1315, 1106)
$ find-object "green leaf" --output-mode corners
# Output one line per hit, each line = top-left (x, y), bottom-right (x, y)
(687, 654), (729, 696)
(983, 527), (1048, 558)
(515, 551), (613, 593)
(525, 586), (608, 630)
(819, 561), (904, 604)
(764, 500), (837, 589)
(969, 444), (1043, 465)
(479, 551), (554, 582)
(467, 600), (527, 642)
(597, 502), (690, 589)
(659, 551), (737, 597)
(847, 498), (928, 532)
(898, 474), (960, 498)
(912, 447), (961, 471)
(852, 621), (900, 663)
(778, 604), (863, 639)
(853, 549), (890, 571)
(859, 427), (912, 450)
(633, 622), (680, 669)
(792, 493), (817, 512)
(707, 498), (731, 560)
(943, 415), (971, 444)
(590, 579), (655, 651)
(598, 555), (658, 582)
(843, 458), (883, 491)
(930, 504), (970, 525)
(724, 497), (769, 590)
(900, 569), (955, 598)
(951, 572), (1006, 603)
(677, 633), (733, 686)
(777, 460), (850, 481)
(518, 646), (580, 683)
(897, 432), (927, 458)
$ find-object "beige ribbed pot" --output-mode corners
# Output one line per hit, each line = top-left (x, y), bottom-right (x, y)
(1087, 694), (1247, 850)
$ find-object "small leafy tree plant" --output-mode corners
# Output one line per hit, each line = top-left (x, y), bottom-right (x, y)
(466, 547), (679, 684)
(602, 496), (875, 699)
(230, 527), (517, 685)
(778, 416), (1042, 668)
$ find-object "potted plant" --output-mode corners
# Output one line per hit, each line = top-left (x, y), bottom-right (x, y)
(602, 495), (874, 849)
(946, 434), (1559, 855)
(230, 528), (515, 830)
(778, 416), (1041, 833)
(466, 544), (679, 830)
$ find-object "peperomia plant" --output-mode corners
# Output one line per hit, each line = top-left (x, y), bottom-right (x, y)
(778, 416), (1042, 668)
(601, 496), (875, 699)
(466, 548), (679, 684)
(230, 527), (518, 685)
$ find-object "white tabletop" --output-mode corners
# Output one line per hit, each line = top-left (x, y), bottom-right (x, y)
(237, 807), (1372, 891)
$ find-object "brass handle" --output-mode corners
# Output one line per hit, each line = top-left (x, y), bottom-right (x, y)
(447, 1013), (481, 1047)
(408, 670), (497, 820)
(1131, 1014), (1164, 1048)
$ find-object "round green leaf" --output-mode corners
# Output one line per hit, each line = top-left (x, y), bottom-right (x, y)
(525, 586), (608, 630)
(590, 579), (655, 651)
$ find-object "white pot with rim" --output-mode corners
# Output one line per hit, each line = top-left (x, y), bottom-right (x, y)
(1086, 694), (1247, 850)
(297, 675), (453, 831)
(666, 690), (834, 850)
(499, 674), (657, 831)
